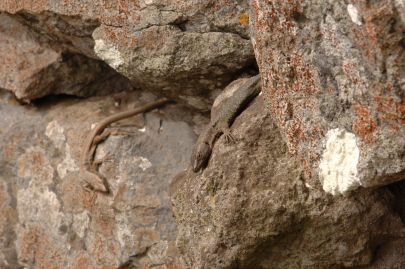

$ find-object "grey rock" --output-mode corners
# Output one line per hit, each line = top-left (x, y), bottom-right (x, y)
(0, 12), (134, 102)
(171, 94), (405, 269)
(93, 25), (254, 111)
(0, 89), (197, 268)
(251, 0), (405, 194)
(0, 1), (255, 109)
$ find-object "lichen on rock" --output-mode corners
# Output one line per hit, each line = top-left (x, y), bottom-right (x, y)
(0, 0), (404, 268)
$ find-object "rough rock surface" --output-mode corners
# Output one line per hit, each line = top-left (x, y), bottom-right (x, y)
(251, 0), (405, 194)
(171, 94), (405, 269)
(0, 88), (203, 268)
(0, 1), (256, 109)
(1, 1), (405, 269)
(0, 12), (134, 102)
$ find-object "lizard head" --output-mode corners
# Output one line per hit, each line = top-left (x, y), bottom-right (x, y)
(191, 141), (212, 172)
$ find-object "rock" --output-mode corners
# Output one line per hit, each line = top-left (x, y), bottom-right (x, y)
(0, 12), (134, 102)
(0, 89), (199, 268)
(0, 1), (256, 109)
(171, 93), (405, 269)
(93, 25), (254, 111)
(251, 0), (405, 194)
(1, 1), (404, 268)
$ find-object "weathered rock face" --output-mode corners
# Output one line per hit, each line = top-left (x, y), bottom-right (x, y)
(0, 89), (202, 268)
(0, 1), (256, 110)
(1, 1), (405, 269)
(251, 0), (405, 194)
(171, 94), (405, 269)
(0, 12), (134, 102)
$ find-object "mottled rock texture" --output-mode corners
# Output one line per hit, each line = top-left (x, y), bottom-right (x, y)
(0, 0), (404, 269)
(0, 89), (202, 268)
(251, 0), (405, 194)
(171, 94), (405, 269)
(0, 0), (256, 110)
(0, 12), (134, 102)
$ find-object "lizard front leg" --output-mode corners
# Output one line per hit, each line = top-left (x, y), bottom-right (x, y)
(216, 122), (235, 144)
(222, 127), (235, 144)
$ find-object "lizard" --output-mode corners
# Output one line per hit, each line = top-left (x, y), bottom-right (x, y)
(80, 98), (171, 193)
(191, 74), (261, 172)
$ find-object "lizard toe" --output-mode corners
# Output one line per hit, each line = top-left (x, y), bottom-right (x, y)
(223, 132), (235, 144)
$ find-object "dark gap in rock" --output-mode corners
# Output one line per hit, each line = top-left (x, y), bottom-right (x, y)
(387, 18), (397, 34)
(399, 37), (405, 48)
(0, 88), (25, 106)
(176, 20), (188, 32)
(45, 52), (136, 99)
(30, 93), (81, 108)
(15, 10), (39, 23)
(230, 59), (260, 82)
(387, 179), (405, 223)
(292, 11), (307, 24)
(2, 11), (137, 103)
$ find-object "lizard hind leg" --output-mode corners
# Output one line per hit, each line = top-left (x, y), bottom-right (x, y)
(82, 169), (110, 193)
(222, 127), (235, 144)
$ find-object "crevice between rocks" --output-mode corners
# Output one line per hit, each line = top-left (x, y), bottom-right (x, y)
(0, 10), (137, 103)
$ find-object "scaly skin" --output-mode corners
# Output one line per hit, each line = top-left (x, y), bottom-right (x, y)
(191, 74), (261, 172)
(80, 98), (170, 193)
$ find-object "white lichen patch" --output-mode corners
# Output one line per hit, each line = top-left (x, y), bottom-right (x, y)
(347, 4), (362, 26)
(117, 156), (153, 187)
(45, 120), (78, 179)
(319, 128), (360, 195)
(57, 143), (79, 179)
(142, 0), (155, 6)
(16, 185), (69, 261)
(45, 120), (66, 150)
(72, 211), (89, 238)
(115, 214), (136, 253)
(94, 39), (124, 69)
(17, 186), (64, 232)
(133, 156), (153, 171)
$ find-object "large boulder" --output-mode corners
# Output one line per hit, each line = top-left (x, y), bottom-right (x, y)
(0, 1), (256, 109)
(0, 12), (133, 102)
(251, 0), (405, 194)
(171, 93), (405, 269)
(0, 89), (200, 268)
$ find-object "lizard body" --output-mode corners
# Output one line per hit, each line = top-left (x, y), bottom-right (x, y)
(80, 98), (170, 193)
(191, 74), (261, 172)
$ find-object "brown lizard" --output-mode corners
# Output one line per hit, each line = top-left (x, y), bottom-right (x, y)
(191, 74), (261, 172)
(80, 98), (170, 193)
